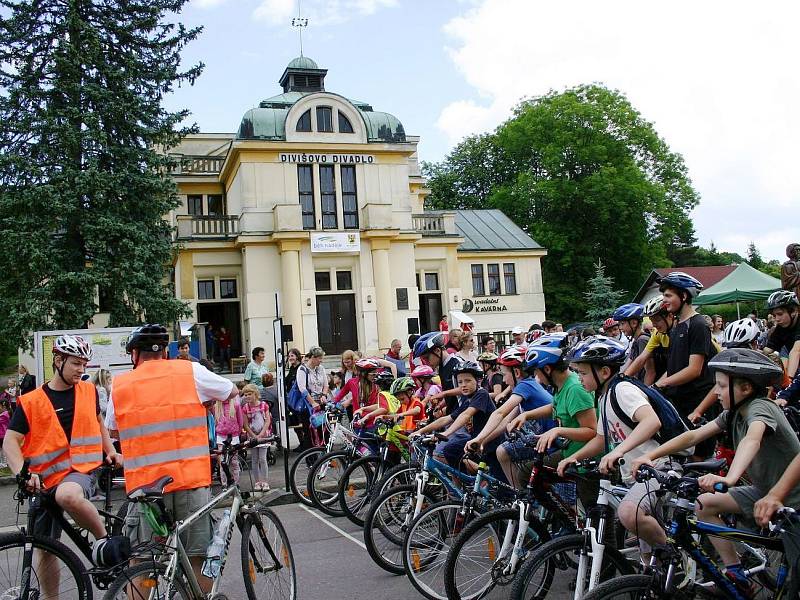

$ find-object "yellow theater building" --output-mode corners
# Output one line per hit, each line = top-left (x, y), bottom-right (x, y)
(161, 56), (548, 365)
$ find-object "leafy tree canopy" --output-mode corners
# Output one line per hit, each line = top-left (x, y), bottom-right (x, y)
(0, 0), (201, 349)
(424, 84), (699, 322)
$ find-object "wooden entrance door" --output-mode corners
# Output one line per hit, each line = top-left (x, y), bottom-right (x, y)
(316, 294), (358, 355)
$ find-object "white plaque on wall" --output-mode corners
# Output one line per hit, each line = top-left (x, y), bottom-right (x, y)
(310, 231), (361, 253)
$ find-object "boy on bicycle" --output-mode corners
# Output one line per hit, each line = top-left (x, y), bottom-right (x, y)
(558, 336), (683, 559)
(632, 348), (800, 590)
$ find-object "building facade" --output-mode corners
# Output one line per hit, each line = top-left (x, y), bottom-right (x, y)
(159, 57), (547, 365)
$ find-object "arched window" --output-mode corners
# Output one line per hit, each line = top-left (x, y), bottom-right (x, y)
(338, 111), (354, 134)
(296, 109), (311, 132)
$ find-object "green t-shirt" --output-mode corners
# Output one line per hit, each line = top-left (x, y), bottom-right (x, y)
(554, 372), (597, 457)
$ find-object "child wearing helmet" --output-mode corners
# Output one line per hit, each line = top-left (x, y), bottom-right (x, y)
(411, 365), (443, 419)
(477, 352), (506, 402)
(500, 335), (597, 493)
(624, 295), (673, 385)
(413, 332), (465, 415)
(559, 335), (682, 562)
(613, 303), (649, 376)
(655, 273), (718, 442)
(389, 377), (425, 431)
(632, 348), (799, 590)
(466, 346), (555, 481)
(411, 361), (499, 475)
(764, 290), (800, 380)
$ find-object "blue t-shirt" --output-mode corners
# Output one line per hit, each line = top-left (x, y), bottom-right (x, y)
(451, 388), (496, 437)
(513, 378), (556, 432)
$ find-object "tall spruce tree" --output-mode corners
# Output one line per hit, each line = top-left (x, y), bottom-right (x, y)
(0, 0), (201, 350)
(584, 260), (626, 325)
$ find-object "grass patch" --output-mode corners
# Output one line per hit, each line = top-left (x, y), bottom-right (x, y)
(0, 467), (11, 477)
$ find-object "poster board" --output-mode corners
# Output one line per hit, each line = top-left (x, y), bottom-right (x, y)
(34, 327), (136, 384)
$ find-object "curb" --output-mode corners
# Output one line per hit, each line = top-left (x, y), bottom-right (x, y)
(0, 476), (14, 486)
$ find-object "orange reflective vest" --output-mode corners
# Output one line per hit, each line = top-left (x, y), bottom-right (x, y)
(112, 359), (211, 494)
(19, 381), (103, 489)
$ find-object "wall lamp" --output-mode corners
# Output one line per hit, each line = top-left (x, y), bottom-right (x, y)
(367, 294), (373, 304)
(306, 298), (311, 307)
(453, 295), (459, 303)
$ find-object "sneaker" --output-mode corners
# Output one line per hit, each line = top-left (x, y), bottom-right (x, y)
(92, 536), (131, 567)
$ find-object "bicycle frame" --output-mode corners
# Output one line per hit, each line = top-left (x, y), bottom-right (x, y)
(575, 477), (631, 598)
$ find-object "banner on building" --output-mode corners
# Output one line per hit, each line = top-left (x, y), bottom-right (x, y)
(34, 327), (136, 384)
(310, 231), (361, 253)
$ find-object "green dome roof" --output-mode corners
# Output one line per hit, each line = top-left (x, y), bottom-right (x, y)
(286, 56), (319, 70)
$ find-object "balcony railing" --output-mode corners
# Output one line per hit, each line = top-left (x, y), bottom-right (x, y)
(176, 215), (239, 240)
(412, 212), (457, 235)
(170, 154), (225, 175)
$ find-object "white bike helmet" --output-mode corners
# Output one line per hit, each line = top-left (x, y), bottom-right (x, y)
(722, 318), (760, 349)
(53, 334), (93, 361)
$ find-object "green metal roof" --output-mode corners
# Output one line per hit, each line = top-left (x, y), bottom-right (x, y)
(454, 210), (543, 252)
(287, 56), (319, 70)
(237, 92), (406, 143)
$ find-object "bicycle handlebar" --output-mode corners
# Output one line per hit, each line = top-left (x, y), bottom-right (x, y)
(634, 464), (728, 495)
(213, 436), (276, 456)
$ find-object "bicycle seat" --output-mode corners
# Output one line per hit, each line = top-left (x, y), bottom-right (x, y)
(683, 458), (726, 474)
(127, 476), (174, 499)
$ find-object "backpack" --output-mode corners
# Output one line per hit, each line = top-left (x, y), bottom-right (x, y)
(606, 373), (691, 448)
(286, 366), (311, 414)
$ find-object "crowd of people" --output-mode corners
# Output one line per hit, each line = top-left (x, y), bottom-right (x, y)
(4, 269), (800, 594)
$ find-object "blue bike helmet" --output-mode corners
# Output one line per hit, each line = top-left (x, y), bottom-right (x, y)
(524, 333), (569, 371)
(566, 335), (627, 367)
(612, 303), (644, 322)
(657, 271), (703, 299)
(413, 331), (446, 358)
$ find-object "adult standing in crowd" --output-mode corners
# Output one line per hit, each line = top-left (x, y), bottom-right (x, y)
(458, 331), (478, 362)
(284, 348), (303, 450)
(482, 336), (497, 354)
(711, 314), (725, 345)
(218, 327), (232, 367)
(511, 326), (525, 346)
(295, 346), (329, 450)
(438, 315), (449, 332)
(205, 324), (216, 362)
(446, 328), (464, 354)
(18, 365), (35, 396)
(384, 338), (407, 376)
(91, 368), (113, 420)
(243, 346), (269, 390)
(106, 324), (237, 592)
(340, 349), (357, 384)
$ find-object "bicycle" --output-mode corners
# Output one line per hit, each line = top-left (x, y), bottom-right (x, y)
(363, 433), (516, 575)
(0, 461), (127, 600)
(103, 437), (296, 600)
(441, 436), (582, 600)
(288, 405), (369, 506)
(337, 417), (413, 526)
(402, 453), (517, 600)
(583, 463), (793, 600)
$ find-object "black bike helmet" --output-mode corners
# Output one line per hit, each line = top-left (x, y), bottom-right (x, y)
(125, 324), (169, 354)
(453, 360), (483, 380)
(708, 348), (783, 388)
(374, 369), (394, 391)
(766, 290), (799, 312)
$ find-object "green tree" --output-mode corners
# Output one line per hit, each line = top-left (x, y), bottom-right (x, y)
(746, 242), (764, 270)
(0, 0), (201, 350)
(424, 84), (699, 321)
(584, 260), (626, 325)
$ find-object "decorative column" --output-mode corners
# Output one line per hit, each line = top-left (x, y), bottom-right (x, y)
(371, 238), (393, 350)
(279, 239), (304, 347)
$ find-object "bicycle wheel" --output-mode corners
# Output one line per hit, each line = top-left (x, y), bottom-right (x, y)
(403, 500), (487, 600)
(376, 462), (419, 491)
(307, 450), (351, 516)
(0, 531), (91, 600)
(509, 533), (633, 600)
(443, 506), (550, 600)
(289, 446), (326, 506)
(241, 508), (297, 600)
(338, 455), (379, 526)
(582, 574), (657, 600)
(363, 484), (437, 575)
(103, 560), (191, 600)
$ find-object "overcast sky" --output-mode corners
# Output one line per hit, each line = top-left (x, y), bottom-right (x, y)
(169, 0), (800, 263)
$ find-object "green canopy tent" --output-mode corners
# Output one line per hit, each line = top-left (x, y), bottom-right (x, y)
(694, 262), (782, 318)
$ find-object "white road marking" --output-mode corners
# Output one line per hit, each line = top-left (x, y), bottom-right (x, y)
(298, 504), (367, 550)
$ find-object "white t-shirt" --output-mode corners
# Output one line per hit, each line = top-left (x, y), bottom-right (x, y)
(105, 361), (235, 430)
(597, 381), (662, 483)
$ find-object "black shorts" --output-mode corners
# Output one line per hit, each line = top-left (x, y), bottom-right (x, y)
(33, 472), (94, 539)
